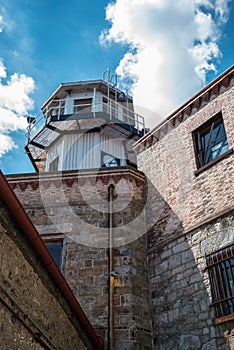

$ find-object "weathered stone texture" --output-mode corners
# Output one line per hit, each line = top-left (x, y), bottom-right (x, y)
(7, 167), (153, 349)
(147, 212), (234, 350)
(0, 202), (93, 349)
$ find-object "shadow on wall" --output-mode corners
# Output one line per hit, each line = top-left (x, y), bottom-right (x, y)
(145, 178), (231, 350)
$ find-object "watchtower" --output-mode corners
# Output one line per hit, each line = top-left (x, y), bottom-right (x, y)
(26, 70), (145, 172)
(21, 71), (153, 350)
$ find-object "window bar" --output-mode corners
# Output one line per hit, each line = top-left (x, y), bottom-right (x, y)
(216, 262), (229, 316)
(208, 124), (222, 161)
(229, 258), (234, 281)
(208, 267), (222, 317)
(213, 264), (225, 316)
(197, 132), (203, 167)
(225, 259), (234, 313)
(203, 122), (214, 164)
(211, 296), (234, 306)
(224, 261), (233, 297)
(220, 261), (233, 314)
(213, 261), (226, 316)
(207, 254), (224, 317)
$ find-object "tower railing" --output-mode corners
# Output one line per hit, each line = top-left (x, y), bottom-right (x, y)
(26, 97), (145, 142)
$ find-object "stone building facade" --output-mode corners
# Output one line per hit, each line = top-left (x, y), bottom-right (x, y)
(6, 167), (153, 350)
(4, 64), (234, 349)
(0, 171), (103, 350)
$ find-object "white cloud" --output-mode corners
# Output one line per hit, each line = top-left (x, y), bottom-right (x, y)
(0, 59), (6, 78)
(0, 60), (35, 157)
(101, 0), (231, 127)
(0, 134), (16, 158)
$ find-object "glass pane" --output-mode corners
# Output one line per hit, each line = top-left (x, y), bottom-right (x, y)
(197, 117), (229, 167)
(46, 242), (62, 267)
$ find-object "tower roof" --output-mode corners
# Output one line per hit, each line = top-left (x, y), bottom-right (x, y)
(42, 79), (133, 109)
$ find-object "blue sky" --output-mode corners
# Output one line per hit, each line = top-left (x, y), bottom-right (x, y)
(0, 0), (233, 174)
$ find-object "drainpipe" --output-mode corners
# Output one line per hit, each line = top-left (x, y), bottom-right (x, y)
(108, 184), (115, 350)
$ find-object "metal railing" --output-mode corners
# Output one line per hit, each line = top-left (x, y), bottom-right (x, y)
(26, 97), (145, 142)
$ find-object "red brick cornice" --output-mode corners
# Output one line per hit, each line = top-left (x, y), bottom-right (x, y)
(6, 166), (146, 191)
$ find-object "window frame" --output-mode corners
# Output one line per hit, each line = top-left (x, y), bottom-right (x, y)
(44, 238), (64, 269)
(206, 244), (234, 322)
(73, 98), (92, 114)
(101, 151), (121, 168)
(193, 112), (230, 174)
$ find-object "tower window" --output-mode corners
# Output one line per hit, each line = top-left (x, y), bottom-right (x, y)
(206, 245), (234, 319)
(101, 151), (120, 167)
(49, 156), (59, 172)
(193, 112), (229, 169)
(74, 98), (92, 113)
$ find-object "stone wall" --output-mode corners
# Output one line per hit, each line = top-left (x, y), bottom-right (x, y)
(0, 199), (95, 350)
(7, 166), (153, 350)
(148, 210), (234, 350)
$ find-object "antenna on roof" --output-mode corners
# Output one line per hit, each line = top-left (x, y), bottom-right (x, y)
(102, 68), (117, 87)
(102, 68), (118, 102)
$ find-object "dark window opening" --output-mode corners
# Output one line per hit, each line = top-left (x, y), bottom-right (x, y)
(74, 98), (92, 113)
(45, 241), (63, 268)
(193, 112), (229, 169)
(206, 245), (234, 318)
(50, 100), (65, 117)
(49, 156), (59, 172)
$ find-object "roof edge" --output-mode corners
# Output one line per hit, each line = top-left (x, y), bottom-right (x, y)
(41, 79), (133, 109)
(135, 64), (234, 149)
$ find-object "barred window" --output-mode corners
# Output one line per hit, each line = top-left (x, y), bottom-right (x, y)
(193, 112), (229, 169)
(206, 245), (234, 318)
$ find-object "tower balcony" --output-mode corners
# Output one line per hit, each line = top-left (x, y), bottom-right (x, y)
(25, 94), (146, 172)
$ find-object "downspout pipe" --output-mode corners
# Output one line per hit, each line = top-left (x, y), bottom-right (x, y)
(108, 184), (115, 350)
(0, 170), (103, 350)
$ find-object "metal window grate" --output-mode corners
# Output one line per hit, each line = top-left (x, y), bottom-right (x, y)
(206, 245), (234, 318)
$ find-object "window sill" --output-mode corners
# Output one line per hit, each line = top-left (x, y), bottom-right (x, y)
(194, 148), (234, 176)
(213, 313), (234, 325)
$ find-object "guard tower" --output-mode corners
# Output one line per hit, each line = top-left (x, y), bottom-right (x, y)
(26, 70), (146, 172)
(22, 72), (153, 349)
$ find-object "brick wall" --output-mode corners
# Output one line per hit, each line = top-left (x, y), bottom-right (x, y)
(136, 72), (234, 349)
(137, 78), (234, 235)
